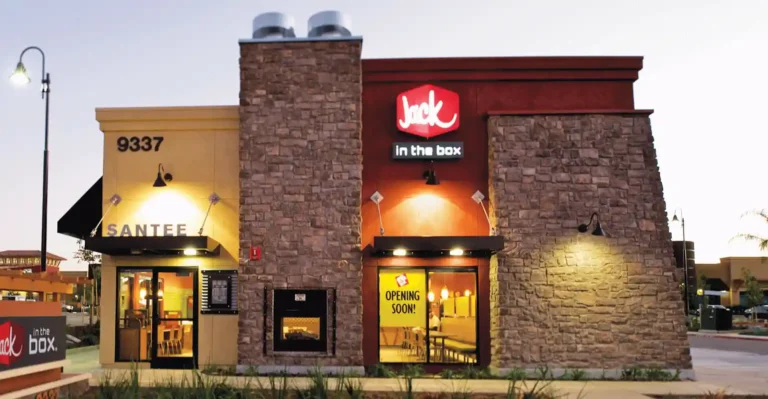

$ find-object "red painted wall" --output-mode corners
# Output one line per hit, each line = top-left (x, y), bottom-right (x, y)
(359, 56), (643, 367)
(361, 57), (642, 247)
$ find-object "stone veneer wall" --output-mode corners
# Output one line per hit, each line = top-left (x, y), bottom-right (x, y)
(238, 39), (363, 366)
(488, 114), (692, 370)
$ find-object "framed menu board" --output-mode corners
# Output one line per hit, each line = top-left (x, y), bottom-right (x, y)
(201, 270), (238, 314)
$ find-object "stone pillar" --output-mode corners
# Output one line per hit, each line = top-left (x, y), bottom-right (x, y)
(488, 114), (692, 373)
(238, 38), (363, 368)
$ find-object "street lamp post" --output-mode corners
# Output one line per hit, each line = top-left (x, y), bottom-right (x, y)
(672, 209), (689, 315)
(10, 46), (51, 273)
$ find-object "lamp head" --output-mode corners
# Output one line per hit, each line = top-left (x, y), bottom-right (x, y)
(9, 62), (31, 86)
(671, 214), (679, 222)
(471, 190), (485, 204)
(591, 221), (606, 236)
(424, 170), (439, 185)
(153, 164), (173, 187)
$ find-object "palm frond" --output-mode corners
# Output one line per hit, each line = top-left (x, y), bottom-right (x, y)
(731, 233), (768, 251)
(739, 209), (768, 222)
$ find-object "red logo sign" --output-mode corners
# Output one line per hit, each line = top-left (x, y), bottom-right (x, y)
(397, 84), (460, 138)
(395, 273), (409, 287)
(0, 321), (25, 366)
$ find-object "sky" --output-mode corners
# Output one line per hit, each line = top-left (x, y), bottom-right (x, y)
(1, 0), (767, 271)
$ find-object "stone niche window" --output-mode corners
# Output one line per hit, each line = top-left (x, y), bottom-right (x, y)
(267, 288), (337, 356)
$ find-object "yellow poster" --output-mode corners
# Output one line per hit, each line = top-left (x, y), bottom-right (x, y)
(379, 270), (426, 327)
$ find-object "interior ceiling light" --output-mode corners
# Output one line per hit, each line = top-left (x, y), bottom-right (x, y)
(153, 163), (173, 187)
(577, 212), (606, 237)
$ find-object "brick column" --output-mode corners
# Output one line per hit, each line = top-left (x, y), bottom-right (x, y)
(489, 114), (692, 372)
(238, 39), (363, 367)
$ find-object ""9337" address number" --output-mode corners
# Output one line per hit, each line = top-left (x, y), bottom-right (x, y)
(117, 136), (164, 152)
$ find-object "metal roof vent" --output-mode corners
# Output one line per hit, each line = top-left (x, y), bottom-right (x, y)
(308, 11), (352, 38)
(252, 12), (296, 39)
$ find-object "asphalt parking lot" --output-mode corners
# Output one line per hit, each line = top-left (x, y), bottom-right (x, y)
(689, 335), (768, 394)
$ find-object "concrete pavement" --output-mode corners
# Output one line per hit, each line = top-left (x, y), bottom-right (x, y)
(63, 335), (768, 398)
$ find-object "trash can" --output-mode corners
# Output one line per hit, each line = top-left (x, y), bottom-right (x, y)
(701, 307), (732, 331)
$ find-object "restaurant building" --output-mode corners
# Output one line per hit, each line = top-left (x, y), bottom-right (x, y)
(58, 11), (692, 374)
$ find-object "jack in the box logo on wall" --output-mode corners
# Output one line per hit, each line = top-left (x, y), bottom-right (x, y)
(0, 321), (25, 366)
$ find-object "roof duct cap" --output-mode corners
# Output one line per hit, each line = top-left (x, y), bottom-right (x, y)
(308, 11), (352, 38)
(252, 12), (296, 39)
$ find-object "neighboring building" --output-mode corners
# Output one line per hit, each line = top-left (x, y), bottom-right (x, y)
(672, 241), (697, 311)
(697, 257), (768, 307)
(0, 250), (66, 274)
(57, 11), (691, 374)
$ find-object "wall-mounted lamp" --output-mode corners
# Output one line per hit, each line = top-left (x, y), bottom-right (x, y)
(577, 212), (606, 237)
(423, 161), (439, 185)
(472, 190), (496, 236)
(90, 194), (122, 237)
(153, 163), (173, 187)
(198, 193), (221, 236)
(371, 191), (385, 236)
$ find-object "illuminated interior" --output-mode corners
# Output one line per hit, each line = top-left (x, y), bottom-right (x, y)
(117, 269), (195, 361)
(378, 269), (477, 364)
(282, 317), (321, 341)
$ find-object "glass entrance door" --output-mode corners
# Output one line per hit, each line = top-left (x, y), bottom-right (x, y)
(150, 268), (197, 369)
(378, 267), (478, 364)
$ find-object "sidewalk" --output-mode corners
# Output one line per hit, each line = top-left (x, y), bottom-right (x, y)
(688, 330), (768, 341)
(85, 369), (763, 399)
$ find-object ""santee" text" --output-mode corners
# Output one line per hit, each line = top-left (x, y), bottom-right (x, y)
(107, 224), (187, 237)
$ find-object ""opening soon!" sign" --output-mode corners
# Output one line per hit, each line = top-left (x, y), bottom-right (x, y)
(392, 142), (464, 160)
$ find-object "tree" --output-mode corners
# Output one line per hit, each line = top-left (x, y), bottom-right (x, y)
(73, 240), (101, 326)
(733, 209), (768, 251)
(742, 268), (763, 321)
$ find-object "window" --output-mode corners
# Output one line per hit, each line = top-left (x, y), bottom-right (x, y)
(378, 268), (477, 364)
(116, 270), (153, 362)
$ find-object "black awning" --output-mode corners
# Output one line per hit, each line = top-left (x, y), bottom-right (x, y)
(84, 236), (221, 257)
(58, 177), (103, 239)
(372, 235), (504, 257)
(706, 278), (729, 292)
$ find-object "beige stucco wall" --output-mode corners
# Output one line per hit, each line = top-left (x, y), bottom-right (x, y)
(96, 106), (240, 368)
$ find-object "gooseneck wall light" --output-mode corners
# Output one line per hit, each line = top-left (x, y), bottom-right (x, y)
(671, 208), (690, 315)
(370, 191), (385, 235)
(9, 46), (52, 272)
(153, 163), (173, 187)
(577, 212), (606, 237)
(423, 161), (439, 185)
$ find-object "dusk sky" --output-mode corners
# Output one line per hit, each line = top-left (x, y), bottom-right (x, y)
(1, 0), (766, 270)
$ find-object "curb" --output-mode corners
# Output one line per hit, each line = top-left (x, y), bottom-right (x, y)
(66, 344), (100, 354)
(688, 332), (768, 341)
